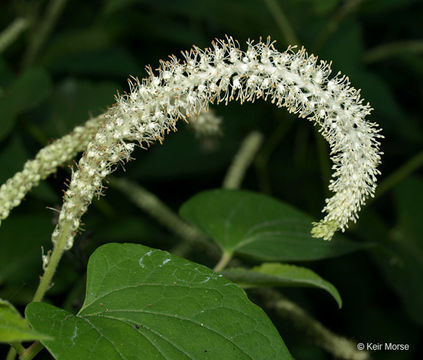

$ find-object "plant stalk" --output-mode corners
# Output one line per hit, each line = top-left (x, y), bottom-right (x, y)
(0, 17), (29, 54)
(259, 288), (370, 360)
(32, 222), (72, 302)
(109, 177), (219, 257)
(223, 131), (263, 190)
(364, 40), (423, 64)
(20, 341), (43, 360)
(22, 0), (68, 67)
(213, 251), (233, 272)
(6, 348), (16, 360)
(262, 0), (300, 46)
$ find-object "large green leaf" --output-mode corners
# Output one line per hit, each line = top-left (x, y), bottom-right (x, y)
(179, 189), (365, 261)
(0, 299), (49, 343)
(222, 263), (342, 308)
(26, 243), (293, 360)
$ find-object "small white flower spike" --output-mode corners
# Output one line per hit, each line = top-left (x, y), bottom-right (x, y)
(0, 116), (102, 225)
(30, 37), (384, 248)
(189, 108), (222, 137)
(0, 111), (218, 225)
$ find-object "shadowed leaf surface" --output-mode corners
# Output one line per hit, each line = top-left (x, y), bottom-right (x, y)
(0, 299), (50, 343)
(180, 189), (365, 261)
(26, 243), (293, 360)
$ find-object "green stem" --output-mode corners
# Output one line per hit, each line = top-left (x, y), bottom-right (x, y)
(374, 150), (423, 199)
(364, 40), (423, 64)
(223, 131), (263, 190)
(0, 17), (29, 54)
(10, 343), (25, 356)
(262, 0), (300, 46)
(213, 251), (232, 272)
(22, 0), (68, 67)
(32, 221), (72, 302)
(20, 342), (43, 360)
(6, 347), (16, 360)
(259, 289), (370, 360)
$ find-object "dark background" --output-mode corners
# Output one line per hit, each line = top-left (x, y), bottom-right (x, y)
(0, 0), (422, 359)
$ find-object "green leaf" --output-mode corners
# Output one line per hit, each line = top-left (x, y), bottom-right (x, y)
(222, 263), (342, 308)
(26, 243), (293, 360)
(180, 189), (365, 261)
(0, 299), (49, 343)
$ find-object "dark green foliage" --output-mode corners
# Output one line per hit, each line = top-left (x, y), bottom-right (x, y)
(0, 0), (422, 359)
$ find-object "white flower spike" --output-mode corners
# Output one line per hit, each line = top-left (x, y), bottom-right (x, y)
(30, 37), (385, 249)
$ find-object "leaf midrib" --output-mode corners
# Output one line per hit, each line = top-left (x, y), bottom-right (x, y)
(80, 282), (225, 314)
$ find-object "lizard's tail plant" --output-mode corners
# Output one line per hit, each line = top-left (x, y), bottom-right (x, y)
(2, 36), (383, 300)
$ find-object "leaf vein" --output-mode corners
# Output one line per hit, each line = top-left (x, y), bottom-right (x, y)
(86, 309), (253, 359)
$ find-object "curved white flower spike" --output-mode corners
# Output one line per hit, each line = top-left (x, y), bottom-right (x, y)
(52, 36), (382, 249)
(0, 112), (218, 225)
